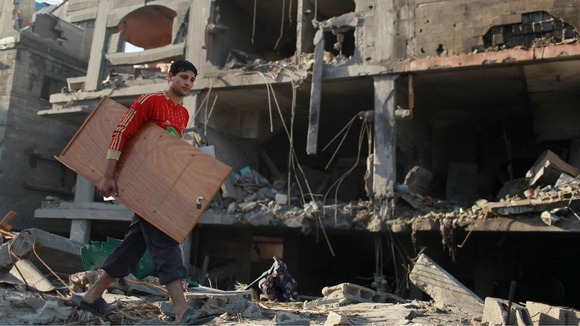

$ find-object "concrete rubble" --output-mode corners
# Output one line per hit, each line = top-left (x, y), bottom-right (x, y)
(0, 235), (577, 325)
(2, 0), (580, 323)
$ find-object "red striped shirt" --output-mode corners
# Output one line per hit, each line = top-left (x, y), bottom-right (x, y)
(108, 91), (189, 158)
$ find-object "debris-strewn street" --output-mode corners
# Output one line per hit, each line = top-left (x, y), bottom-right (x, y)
(0, 277), (481, 325)
(1, 229), (579, 326)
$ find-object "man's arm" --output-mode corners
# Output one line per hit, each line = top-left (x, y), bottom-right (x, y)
(98, 159), (118, 198)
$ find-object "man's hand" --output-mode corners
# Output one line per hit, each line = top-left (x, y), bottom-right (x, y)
(99, 159), (119, 198)
(98, 176), (118, 198)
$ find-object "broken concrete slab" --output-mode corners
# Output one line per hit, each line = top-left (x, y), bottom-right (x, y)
(404, 165), (433, 196)
(525, 150), (580, 186)
(184, 286), (254, 315)
(482, 297), (532, 326)
(483, 196), (580, 216)
(409, 253), (483, 315)
(526, 301), (580, 326)
(324, 311), (354, 326)
(320, 283), (405, 306)
(554, 172), (580, 188)
(9, 259), (55, 292)
(6, 228), (84, 275)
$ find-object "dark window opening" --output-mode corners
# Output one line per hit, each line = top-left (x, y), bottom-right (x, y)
(41, 77), (65, 101)
(210, 0), (356, 68)
(324, 29), (355, 58)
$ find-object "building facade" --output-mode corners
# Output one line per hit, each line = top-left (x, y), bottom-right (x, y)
(24, 0), (580, 308)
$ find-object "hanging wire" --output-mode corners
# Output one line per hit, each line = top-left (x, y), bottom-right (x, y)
(228, 68), (335, 256)
(322, 114), (359, 170)
(274, 0), (286, 50)
(251, 0), (257, 44)
(321, 114), (373, 222)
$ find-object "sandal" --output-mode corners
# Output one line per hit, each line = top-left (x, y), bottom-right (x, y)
(177, 307), (214, 325)
(78, 297), (113, 317)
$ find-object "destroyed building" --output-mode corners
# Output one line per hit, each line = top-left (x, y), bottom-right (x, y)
(0, 0), (91, 231)
(0, 0), (577, 312)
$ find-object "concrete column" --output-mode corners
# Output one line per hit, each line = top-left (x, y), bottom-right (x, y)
(295, 0), (316, 64)
(84, 0), (111, 91)
(0, 0), (19, 38)
(372, 75), (397, 219)
(185, 0), (211, 69)
(71, 176), (95, 243)
(306, 29), (324, 155)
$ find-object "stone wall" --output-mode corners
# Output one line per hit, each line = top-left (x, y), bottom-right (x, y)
(0, 35), (86, 233)
(414, 0), (580, 58)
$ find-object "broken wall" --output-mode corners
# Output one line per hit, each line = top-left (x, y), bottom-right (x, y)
(0, 26), (88, 233)
(414, 0), (580, 58)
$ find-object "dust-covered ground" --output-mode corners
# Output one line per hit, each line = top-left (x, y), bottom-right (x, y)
(0, 283), (482, 325)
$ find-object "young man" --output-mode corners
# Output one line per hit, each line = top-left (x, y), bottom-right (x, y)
(78, 60), (200, 324)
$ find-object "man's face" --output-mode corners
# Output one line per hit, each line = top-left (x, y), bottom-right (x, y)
(169, 71), (196, 96)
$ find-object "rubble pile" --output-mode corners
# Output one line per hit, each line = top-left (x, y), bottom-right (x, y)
(0, 227), (577, 325)
(395, 150), (580, 230)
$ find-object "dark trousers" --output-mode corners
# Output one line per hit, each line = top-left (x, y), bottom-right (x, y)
(101, 214), (187, 285)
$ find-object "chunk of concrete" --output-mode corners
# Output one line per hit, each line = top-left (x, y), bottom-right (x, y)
(525, 150), (580, 186)
(526, 301), (580, 326)
(0, 228), (83, 276)
(482, 297), (532, 326)
(409, 254), (483, 316)
(10, 259), (55, 292)
(18, 300), (59, 325)
(324, 311), (354, 326)
(404, 165), (433, 195)
(321, 283), (405, 306)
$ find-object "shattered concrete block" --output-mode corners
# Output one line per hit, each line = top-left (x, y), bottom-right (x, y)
(18, 300), (59, 325)
(241, 302), (262, 318)
(321, 283), (404, 306)
(4, 290), (35, 309)
(275, 193), (288, 205)
(55, 306), (74, 321)
(239, 201), (258, 212)
(202, 295), (249, 315)
(274, 311), (310, 325)
(7, 228), (83, 275)
(10, 259), (55, 292)
(303, 298), (341, 309)
(526, 301), (580, 326)
(554, 173), (580, 188)
(404, 165), (433, 195)
(409, 254), (483, 316)
(526, 150), (580, 186)
(324, 311), (354, 326)
(227, 201), (238, 214)
(482, 297), (532, 326)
